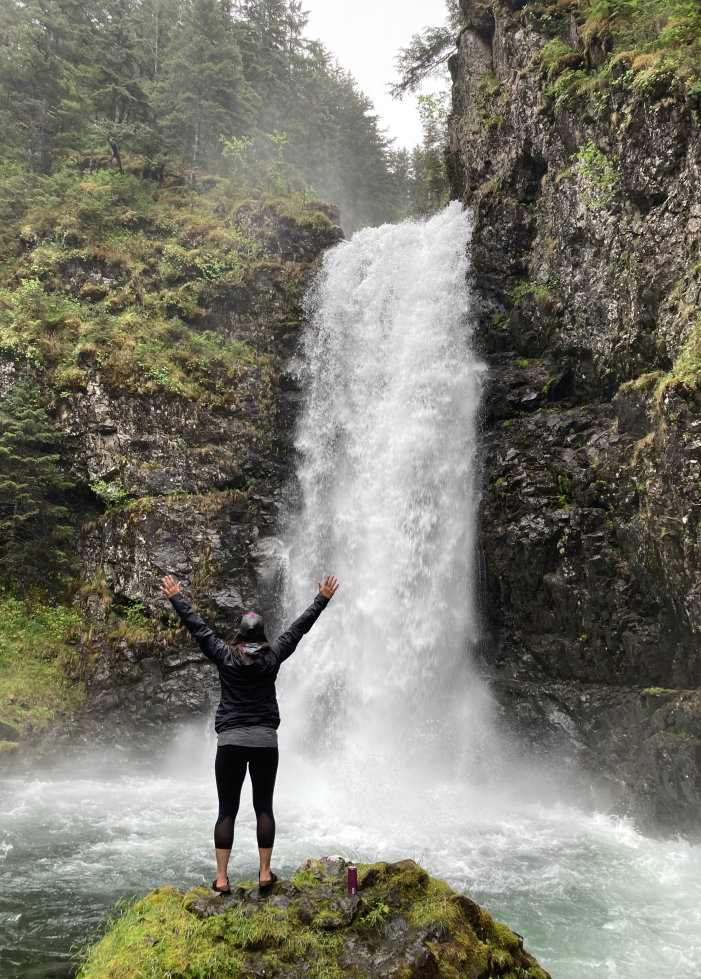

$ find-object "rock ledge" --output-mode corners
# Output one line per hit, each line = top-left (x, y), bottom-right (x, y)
(77, 857), (549, 979)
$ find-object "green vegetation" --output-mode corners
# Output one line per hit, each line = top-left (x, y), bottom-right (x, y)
(0, 0), (461, 743)
(655, 316), (701, 394)
(387, 2), (469, 217)
(390, 0), (464, 98)
(532, 0), (701, 110)
(642, 686), (678, 694)
(77, 887), (289, 979)
(0, 169), (284, 407)
(0, 0), (419, 231)
(541, 38), (575, 73)
(676, 727), (698, 738)
(90, 479), (137, 509)
(0, 594), (83, 737)
(0, 376), (74, 585)
(513, 277), (560, 310)
(625, 287), (701, 398)
(395, 93), (452, 218)
(76, 860), (548, 979)
(571, 140), (619, 208)
(557, 474), (573, 504)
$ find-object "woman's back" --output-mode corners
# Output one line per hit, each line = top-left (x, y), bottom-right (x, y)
(168, 589), (331, 731)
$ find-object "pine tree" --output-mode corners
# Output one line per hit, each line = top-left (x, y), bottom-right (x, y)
(0, 377), (74, 587)
(405, 93), (450, 218)
(156, 0), (258, 186)
(79, 0), (152, 171)
(0, 0), (85, 172)
(390, 0), (464, 99)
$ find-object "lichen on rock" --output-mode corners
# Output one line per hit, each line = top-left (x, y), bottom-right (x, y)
(76, 857), (549, 979)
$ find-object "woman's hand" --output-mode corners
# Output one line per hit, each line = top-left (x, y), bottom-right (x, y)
(159, 574), (182, 599)
(318, 574), (339, 600)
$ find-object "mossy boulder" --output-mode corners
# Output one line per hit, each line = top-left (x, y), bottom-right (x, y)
(77, 857), (549, 979)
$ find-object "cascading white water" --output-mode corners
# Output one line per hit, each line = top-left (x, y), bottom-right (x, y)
(2, 205), (701, 979)
(280, 202), (491, 772)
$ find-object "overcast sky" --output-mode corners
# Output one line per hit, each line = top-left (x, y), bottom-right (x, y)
(303, 0), (449, 151)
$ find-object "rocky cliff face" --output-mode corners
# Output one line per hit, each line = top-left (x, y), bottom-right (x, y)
(74, 204), (342, 736)
(448, 0), (701, 832)
(0, 194), (342, 761)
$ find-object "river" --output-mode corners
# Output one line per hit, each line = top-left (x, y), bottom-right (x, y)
(2, 732), (701, 978)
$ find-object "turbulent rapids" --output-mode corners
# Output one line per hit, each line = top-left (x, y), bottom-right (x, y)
(1, 206), (701, 979)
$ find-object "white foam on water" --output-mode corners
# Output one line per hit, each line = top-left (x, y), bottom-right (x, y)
(1, 205), (700, 978)
(2, 737), (701, 978)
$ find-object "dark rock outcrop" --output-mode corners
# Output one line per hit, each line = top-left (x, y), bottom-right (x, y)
(449, 0), (701, 831)
(77, 858), (550, 979)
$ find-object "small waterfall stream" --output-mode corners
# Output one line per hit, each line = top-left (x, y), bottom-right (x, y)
(1, 206), (701, 979)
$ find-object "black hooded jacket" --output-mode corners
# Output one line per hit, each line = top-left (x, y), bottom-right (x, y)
(169, 591), (329, 732)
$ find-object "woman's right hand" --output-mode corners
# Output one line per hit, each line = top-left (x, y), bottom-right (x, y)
(318, 574), (339, 600)
(159, 574), (182, 598)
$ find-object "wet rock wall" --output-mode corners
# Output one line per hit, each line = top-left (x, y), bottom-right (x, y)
(2, 202), (343, 755)
(449, 0), (701, 831)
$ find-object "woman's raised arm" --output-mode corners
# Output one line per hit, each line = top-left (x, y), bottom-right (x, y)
(159, 575), (232, 667)
(271, 575), (339, 665)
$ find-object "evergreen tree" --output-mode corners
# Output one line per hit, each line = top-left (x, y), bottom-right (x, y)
(0, 0), (84, 172)
(389, 0), (461, 218)
(404, 93), (450, 218)
(390, 0), (463, 99)
(0, 377), (74, 587)
(79, 0), (152, 171)
(155, 0), (258, 186)
(233, 0), (306, 104)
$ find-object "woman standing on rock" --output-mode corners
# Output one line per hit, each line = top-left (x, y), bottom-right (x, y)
(159, 572), (339, 893)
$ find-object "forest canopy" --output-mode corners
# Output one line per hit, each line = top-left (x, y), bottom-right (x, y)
(0, 0), (447, 230)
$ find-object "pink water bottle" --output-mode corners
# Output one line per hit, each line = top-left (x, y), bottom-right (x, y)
(347, 866), (357, 895)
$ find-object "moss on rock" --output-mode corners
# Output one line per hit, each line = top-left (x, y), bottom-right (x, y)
(76, 857), (549, 979)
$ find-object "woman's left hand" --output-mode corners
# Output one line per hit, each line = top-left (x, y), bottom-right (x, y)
(159, 574), (182, 598)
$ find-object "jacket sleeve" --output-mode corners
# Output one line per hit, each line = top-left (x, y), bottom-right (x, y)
(270, 592), (329, 665)
(169, 593), (231, 668)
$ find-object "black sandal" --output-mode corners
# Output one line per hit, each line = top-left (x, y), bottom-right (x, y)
(258, 872), (277, 892)
(212, 877), (231, 895)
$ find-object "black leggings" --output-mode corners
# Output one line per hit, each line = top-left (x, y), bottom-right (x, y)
(214, 745), (279, 850)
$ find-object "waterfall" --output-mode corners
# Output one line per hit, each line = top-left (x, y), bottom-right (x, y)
(279, 202), (491, 782)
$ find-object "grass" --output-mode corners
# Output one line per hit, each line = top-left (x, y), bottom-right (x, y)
(0, 162), (328, 409)
(520, 0), (701, 110)
(622, 308), (701, 400)
(512, 277), (560, 311)
(0, 594), (84, 736)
